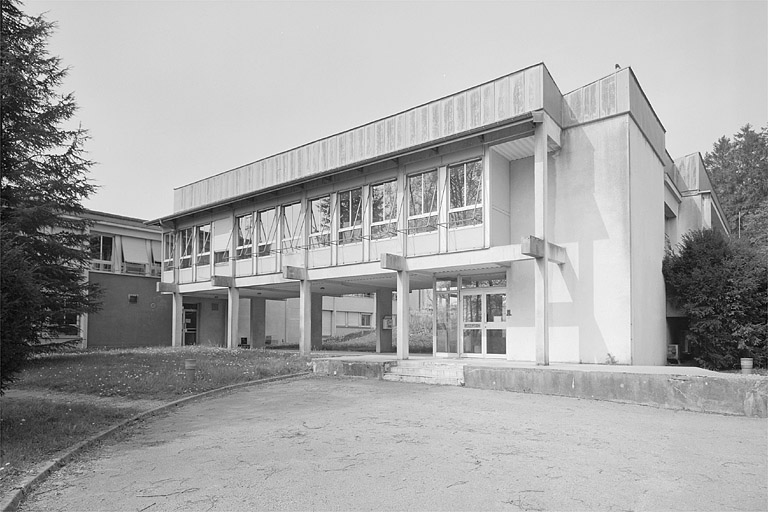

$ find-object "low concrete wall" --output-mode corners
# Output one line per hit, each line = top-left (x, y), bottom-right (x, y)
(313, 359), (386, 380)
(463, 366), (768, 418)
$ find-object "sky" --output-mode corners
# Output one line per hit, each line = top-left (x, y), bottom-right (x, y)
(25, 0), (768, 221)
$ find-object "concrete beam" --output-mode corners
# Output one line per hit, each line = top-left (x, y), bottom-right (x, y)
(283, 265), (308, 280)
(211, 275), (235, 288)
(521, 235), (567, 265)
(157, 282), (178, 294)
(381, 253), (407, 272)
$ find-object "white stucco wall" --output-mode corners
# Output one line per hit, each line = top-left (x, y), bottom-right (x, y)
(628, 120), (667, 365)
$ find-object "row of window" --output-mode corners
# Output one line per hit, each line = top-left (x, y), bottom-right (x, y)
(90, 234), (161, 276)
(164, 160), (483, 270)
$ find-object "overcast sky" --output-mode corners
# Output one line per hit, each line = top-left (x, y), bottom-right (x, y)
(26, 0), (768, 221)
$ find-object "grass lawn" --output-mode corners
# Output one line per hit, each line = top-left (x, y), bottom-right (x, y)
(0, 347), (310, 498)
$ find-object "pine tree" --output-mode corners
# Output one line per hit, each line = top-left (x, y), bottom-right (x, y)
(705, 124), (768, 252)
(1, 0), (99, 392)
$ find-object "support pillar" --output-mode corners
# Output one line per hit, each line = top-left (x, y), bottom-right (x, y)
(249, 297), (266, 348)
(172, 292), (183, 348)
(533, 115), (550, 366)
(311, 292), (322, 350)
(298, 278), (312, 356)
(396, 270), (410, 360)
(376, 289), (394, 353)
(227, 287), (240, 349)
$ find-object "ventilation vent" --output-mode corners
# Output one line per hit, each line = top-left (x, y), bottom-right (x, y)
(128, 294), (138, 304)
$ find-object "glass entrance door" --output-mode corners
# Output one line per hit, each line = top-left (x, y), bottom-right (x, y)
(435, 291), (458, 354)
(183, 304), (198, 346)
(461, 290), (507, 357)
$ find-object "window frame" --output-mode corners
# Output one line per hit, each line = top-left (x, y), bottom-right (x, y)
(407, 169), (439, 234)
(308, 195), (331, 248)
(257, 208), (278, 257)
(281, 202), (304, 252)
(370, 180), (398, 240)
(89, 233), (114, 271)
(179, 228), (193, 269)
(236, 213), (254, 260)
(338, 188), (363, 245)
(163, 232), (175, 270)
(448, 159), (483, 228)
(195, 224), (211, 266)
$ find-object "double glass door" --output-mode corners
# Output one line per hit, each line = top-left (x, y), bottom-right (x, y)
(461, 290), (506, 357)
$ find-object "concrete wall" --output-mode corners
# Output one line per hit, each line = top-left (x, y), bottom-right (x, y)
(548, 115), (632, 363)
(629, 120), (667, 365)
(87, 273), (172, 348)
(184, 297), (227, 347)
(489, 149), (511, 247)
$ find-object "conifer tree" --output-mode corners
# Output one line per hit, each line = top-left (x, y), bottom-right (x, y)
(1, 0), (99, 391)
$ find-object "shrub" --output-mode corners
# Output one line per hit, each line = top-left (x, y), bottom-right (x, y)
(663, 230), (767, 370)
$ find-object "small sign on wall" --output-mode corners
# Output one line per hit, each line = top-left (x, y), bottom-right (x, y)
(381, 315), (394, 330)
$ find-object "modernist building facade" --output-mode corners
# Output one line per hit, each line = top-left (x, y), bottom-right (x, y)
(74, 210), (173, 348)
(152, 63), (727, 365)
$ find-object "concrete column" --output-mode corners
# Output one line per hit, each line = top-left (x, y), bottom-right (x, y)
(376, 289), (394, 353)
(299, 278), (312, 356)
(311, 292), (323, 350)
(172, 292), (184, 348)
(249, 297), (266, 348)
(396, 270), (410, 360)
(534, 118), (550, 366)
(227, 287), (240, 349)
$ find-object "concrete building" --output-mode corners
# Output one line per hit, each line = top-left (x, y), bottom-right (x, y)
(151, 63), (727, 364)
(77, 210), (172, 348)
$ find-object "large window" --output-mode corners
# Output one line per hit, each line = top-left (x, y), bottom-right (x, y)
(179, 228), (193, 269)
(309, 196), (331, 248)
(236, 214), (253, 260)
(213, 218), (230, 265)
(408, 170), (438, 234)
(257, 208), (277, 257)
(281, 203), (304, 252)
(89, 234), (114, 271)
(338, 188), (362, 244)
(371, 180), (398, 239)
(163, 233), (175, 271)
(448, 160), (483, 227)
(196, 224), (211, 266)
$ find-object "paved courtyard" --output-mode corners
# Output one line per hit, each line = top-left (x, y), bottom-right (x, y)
(20, 376), (768, 511)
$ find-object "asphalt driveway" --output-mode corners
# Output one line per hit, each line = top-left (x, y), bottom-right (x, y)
(19, 376), (768, 511)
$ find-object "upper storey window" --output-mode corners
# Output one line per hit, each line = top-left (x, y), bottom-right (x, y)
(89, 234), (114, 272)
(236, 214), (253, 260)
(338, 188), (362, 244)
(163, 232), (175, 270)
(257, 208), (277, 257)
(448, 160), (483, 227)
(408, 170), (438, 234)
(371, 180), (398, 239)
(196, 224), (211, 266)
(281, 202), (304, 252)
(179, 228), (193, 269)
(309, 196), (331, 248)
(213, 218), (230, 265)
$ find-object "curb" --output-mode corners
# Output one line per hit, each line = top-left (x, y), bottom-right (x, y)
(1, 372), (312, 512)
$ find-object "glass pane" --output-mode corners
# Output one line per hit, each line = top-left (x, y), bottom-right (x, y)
(258, 208), (276, 244)
(351, 188), (362, 226)
(339, 191), (351, 228)
(408, 174), (422, 216)
(423, 170), (437, 213)
(486, 294), (506, 323)
(487, 329), (506, 355)
(237, 215), (253, 247)
(466, 160), (483, 207)
(449, 165), (464, 209)
(463, 295), (482, 323)
(435, 279), (457, 291)
(408, 215), (437, 234)
(310, 196), (330, 235)
(197, 225), (211, 253)
(282, 203), (302, 250)
(436, 292), (457, 353)
(463, 329), (482, 354)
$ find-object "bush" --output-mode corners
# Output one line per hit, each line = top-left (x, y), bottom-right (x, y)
(663, 230), (767, 370)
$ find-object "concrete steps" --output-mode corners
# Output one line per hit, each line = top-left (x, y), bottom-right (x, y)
(383, 360), (465, 386)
